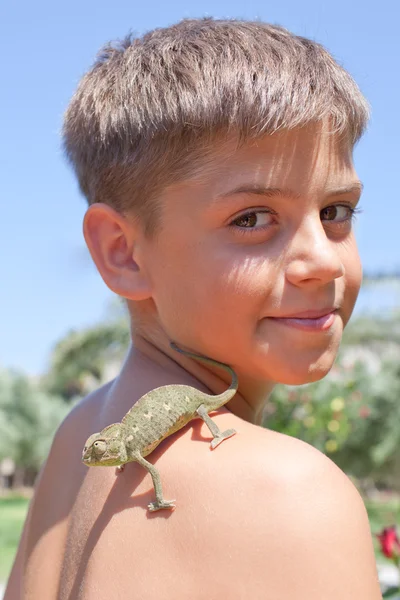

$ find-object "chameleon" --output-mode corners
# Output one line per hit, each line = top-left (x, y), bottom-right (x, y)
(82, 341), (238, 511)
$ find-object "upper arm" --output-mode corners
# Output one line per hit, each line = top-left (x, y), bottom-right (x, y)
(275, 454), (382, 599)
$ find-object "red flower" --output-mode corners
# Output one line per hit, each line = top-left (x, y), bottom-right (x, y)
(359, 406), (371, 419)
(376, 526), (400, 559)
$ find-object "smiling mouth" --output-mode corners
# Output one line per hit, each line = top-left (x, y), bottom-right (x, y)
(268, 310), (337, 332)
(275, 307), (339, 319)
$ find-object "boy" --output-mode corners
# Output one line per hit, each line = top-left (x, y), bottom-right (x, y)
(5, 18), (382, 599)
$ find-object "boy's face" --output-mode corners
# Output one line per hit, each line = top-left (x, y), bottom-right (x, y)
(136, 124), (363, 385)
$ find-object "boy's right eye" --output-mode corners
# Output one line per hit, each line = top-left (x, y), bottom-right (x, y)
(229, 209), (276, 235)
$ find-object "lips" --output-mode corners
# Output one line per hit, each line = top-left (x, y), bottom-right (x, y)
(275, 308), (338, 319)
(267, 309), (338, 332)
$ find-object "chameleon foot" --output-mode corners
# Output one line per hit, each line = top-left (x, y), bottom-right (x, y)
(148, 499), (176, 512)
(210, 428), (237, 449)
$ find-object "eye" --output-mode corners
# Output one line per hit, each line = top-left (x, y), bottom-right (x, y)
(93, 440), (107, 454)
(229, 209), (275, 234)
(320, 204), (361, 223)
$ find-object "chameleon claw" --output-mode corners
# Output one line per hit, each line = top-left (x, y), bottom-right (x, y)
(116, 464), (125, 474)
(210, 428), (237, 449)
(148, 499), (176, 512)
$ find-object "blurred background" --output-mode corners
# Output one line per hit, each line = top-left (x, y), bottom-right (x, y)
(1, 0), (399, 595)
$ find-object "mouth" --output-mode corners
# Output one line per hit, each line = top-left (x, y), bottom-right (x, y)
(267, 309), (338, 332)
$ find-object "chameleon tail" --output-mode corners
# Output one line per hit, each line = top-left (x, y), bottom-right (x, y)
(170, 341), (238, 402)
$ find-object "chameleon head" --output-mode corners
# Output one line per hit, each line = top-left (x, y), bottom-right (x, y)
(82, 424), (126, 467)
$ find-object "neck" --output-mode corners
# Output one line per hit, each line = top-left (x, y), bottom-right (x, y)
(115, 332), (275, 426)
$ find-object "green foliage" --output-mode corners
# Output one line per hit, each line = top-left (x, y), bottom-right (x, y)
(40, 318), (130, 400)
(0, 369), (70, 471)
(342, 309), (400, 345)
(366, 497), (400, 540)
(265, 354), (400, 487)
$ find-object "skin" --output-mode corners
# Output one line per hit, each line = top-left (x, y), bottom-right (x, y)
(5, 123), (382, 599)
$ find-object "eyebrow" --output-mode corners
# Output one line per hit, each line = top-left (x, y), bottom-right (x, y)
(214, 181), (364, 203)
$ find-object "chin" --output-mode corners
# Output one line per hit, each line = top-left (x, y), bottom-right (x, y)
(277, 359), (335, 385)
(280, 370), (329, 386)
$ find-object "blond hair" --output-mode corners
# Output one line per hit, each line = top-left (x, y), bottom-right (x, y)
(62, 17), (369, 237)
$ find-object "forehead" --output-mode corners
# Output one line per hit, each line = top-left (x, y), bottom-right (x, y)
(165, 123), (357, 205)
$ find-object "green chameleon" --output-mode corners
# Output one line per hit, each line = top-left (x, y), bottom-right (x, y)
(82, 342), (238, 511)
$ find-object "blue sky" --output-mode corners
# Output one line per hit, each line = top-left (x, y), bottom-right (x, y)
(1, 0), (399, 376)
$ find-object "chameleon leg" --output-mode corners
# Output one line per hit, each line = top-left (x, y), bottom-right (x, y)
(196, 404), (237, 449)
(133, 452), (176, 512)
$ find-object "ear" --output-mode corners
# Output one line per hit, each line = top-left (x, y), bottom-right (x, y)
(83, 203), (152, 301)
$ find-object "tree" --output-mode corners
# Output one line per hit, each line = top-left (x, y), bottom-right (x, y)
(0, 368), (70, 484)
(40, 318), (130, 400)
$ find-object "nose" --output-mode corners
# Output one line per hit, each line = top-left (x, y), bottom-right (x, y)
(285, 214), (344, 287)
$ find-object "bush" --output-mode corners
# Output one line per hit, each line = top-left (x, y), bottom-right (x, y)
(0, 369), (71, 479)
(264, 354), (400, 490)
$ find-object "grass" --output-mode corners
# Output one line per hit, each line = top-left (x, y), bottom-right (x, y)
(0, 495), (30, 583)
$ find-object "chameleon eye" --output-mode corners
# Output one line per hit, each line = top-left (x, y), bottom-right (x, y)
(93, 440), (107, 454)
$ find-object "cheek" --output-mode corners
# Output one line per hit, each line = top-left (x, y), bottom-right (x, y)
(151, 245), (272, 337)
(341, 239), (362, 323)
(345, 237), (362, 285)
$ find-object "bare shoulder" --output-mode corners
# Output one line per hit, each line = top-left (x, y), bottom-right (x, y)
(169, 420), (382, 599)
(248, 427), (382, 598)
